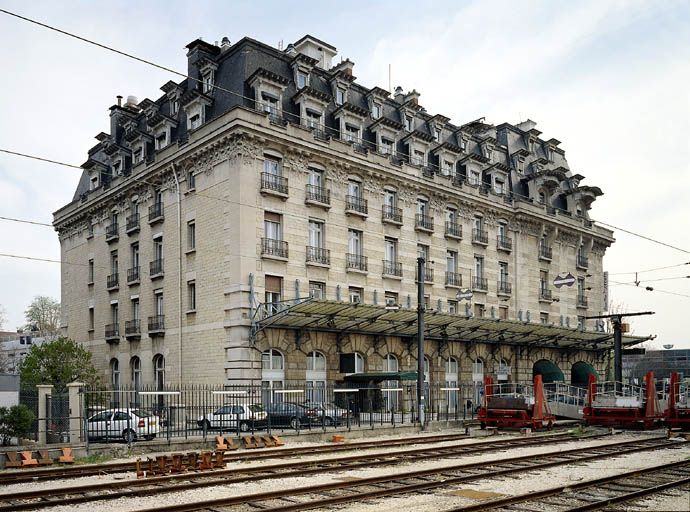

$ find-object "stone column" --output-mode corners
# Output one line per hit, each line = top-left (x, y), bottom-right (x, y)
(36, 385), (53, 446)
(67, 382), (84, 443)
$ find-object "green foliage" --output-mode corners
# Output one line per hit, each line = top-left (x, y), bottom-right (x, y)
(19, 337), (101, 392)
(0, 405), (35, 446)
(75, 453), (113, 465)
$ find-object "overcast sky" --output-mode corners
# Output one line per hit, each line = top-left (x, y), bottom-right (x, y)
(0, 0), (688, 347)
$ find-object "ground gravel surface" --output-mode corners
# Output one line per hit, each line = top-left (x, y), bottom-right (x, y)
(5, 430), (689, 511)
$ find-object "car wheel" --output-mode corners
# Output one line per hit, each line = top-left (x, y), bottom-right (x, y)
(290, 417), (301, 430)
(123, 429), (136, 443)
(323, 417), (334, 427)
(239, 421), (250, 432)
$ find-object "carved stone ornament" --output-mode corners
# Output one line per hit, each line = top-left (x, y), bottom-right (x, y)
(185, 135), (261, 177)
(591, 239), (610, 255)
(284, 154), (309, 175)
(556, 229), (579, 247)
(515, 216), (543, 237)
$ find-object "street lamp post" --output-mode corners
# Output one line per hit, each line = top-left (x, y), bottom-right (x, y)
(417, 257), (425, 430)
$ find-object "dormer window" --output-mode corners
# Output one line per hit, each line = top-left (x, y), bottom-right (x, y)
(297, 71), (309, 89)
(336, 88), (346, 106)
(434, 129), (441, 142)
(202, 71), (215, 94)
(155, 131), (168, 150)
(112, 159), (122, 176)
(371, 103), (381, 119)
(380, 137), (394, 155)
(442, 160), (453, 177)
(171, 99), (179, 116)
(494, 178), (505, 195)
(405, 115), (414, 132)
(261, 92), (279, 115)
(469, 169), (481, 186)
(90, 174), (99, 191)
(133, 146), (143, 165)
(305, 108), (321, 128)
(189, 114), (201, 130)
(412, 149), (425, 166)
(345, 123), (360, 142)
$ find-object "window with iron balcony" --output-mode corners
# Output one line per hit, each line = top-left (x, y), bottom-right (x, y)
(539, 240), (553, 260)
(261, 238), (288, 259)
(127, 266), (140, 284)
(345, 195), (368, 216)
(148, 201), (164, 223)
(445, 272), (462, 287)
(415, 213), (434, 232)
(472, 228), (488, 245)
(497, 280), (512, 295)
(260, 172), (288, 196)
(445, 221), (462, 239)
(148, 315), (165, 333)
(305, 184), (330, 206)
(472, 276), (488, 291)
(106, 273), (119, 290)
(346, 253), (368, 272)
(126, 214), (139, 233)
(150, 258), (164, 277)
(382, 260), (402, 277)
(105, 222), (119, 241)
(497, 234), (512, 252)
(382, 205), (402, 224)
(306, 246), (330, 266)
(125, 319), (140, 337)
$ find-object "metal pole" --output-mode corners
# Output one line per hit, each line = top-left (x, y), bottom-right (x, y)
(613, 315), (622, 384)
(417, 257), (425, 430)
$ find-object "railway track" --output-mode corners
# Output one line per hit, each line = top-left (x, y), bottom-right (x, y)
(0, 430), (476, 484)
(1, 435), (677, 511)
(453, 458), (690, 511)
(0, 431), (589, 510)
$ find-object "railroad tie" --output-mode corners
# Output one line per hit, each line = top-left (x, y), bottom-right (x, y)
(58, 447), (74, 464)
(37, 450), (53, 466)
(215, 435), (228, 451)
(20, 451), (39, 467)
(242, 436), (260, 449)
(4, 451), (22, 468)
(270, 435), (284, 446)
(135, 458), (145, 478)
(199, 451), (214, 470)
(186, 452), (199, 471)
(171, 453), (185, 473)
(155, 455), (168, 475)
(213, 451), (225, 469)
(260, 436), (276, 447)
(226, 437), (239, 450)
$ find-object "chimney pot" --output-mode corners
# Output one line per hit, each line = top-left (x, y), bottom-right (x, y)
(116, 95), (123, 107)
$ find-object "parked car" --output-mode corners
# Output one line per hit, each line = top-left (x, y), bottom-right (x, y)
(302, 401), (352, 426)
(197, 403), (267, 432)
(265, 402), (318, 429)
(87, 408), (160, 442)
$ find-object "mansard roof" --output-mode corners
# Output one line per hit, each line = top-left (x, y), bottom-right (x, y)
(248, 67), (290, 86)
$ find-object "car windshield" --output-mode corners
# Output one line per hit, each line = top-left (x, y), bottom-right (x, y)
(249, 405), (264, 412)
(130, 409), (153, 418)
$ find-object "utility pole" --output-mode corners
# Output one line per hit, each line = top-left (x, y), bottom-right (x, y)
(417, 257), (425, 430)
(585, 311), (654, 384)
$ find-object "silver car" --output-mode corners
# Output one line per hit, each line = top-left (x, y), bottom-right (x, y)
(87, 408), (160, 442)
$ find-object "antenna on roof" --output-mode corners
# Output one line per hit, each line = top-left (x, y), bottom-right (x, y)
(388, 64), (392, 93)
(278, 40), (283, 50)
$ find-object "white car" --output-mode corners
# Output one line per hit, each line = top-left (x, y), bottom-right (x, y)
(87, 408), (160, 442)
(197, 403), (267, 432)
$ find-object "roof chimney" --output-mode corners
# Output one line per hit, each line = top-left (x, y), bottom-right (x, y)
(116, 95), (123, 107)
(221, 37), (231, 50)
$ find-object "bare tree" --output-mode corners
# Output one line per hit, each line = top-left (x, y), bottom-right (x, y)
(0, 304), (6, 330)
(24, 296), (60, 335)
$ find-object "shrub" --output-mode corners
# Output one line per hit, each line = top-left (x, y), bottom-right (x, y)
(0, 405), (35, 446)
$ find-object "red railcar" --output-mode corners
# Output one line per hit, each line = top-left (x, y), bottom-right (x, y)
(478, 374), (555, 430)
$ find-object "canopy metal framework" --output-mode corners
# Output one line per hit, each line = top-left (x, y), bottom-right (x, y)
(251, 299), (651, 353)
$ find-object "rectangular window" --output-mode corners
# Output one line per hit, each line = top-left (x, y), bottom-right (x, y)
(540, 312), (549, 325)
(499, 306), (508, 320)
(417, 198), (428, 216)
(442, 160), (453, 176)
(112, 160), (122, 176)
(305, 109), (321, 128)
(348, 229), (362, 255)
(447, 251), (457, 272)
(380, 137), (394, 155)
(110, 250), (118, 274)
(499, 262), (509, 282)
(88, 259), (94, 284)
(578, 277), (585, 297)
(474, 216), (483, 231)
(202, 72), (214, 93)
(154, 236), (164, 261)
(90, 175), (99, 190)
(189, 114), (201, 130)
(413, 149), (425, 166)
(384, 190), (397, 208)
(469, 170), (481, 186)
(384, 238), (398, 262)
(263, 157), (281, 176)
(133, 147), (143, 165)
(447, 300), (458, 314)
(187, 170), (196, 190)
(336, 88), (346, 105)
(265, 275), (282, 314)
(308, 220), (324, 248)
(131, 243), (139, 268)
(187, 281), (196, 311)
(434, 129), (441, 142)
(495, 178), (505, 195)
(372, 103), (381, 119)
(88, 307), (94, 331)
(474, 255), (484, 278)
(474, 303), (485, 318)
(349, 287), (363, 304)
(345, 124), (360, 142)
(417, 244), (429, 262)
(187, 221), (196, 251)
(155, 132), (167, 150)
(309, 281), (325, 299)
(405, 115), (413, 131)
(297, 71), (308, 89)
(132, 298), (140, 321)
(540, 270), (549, 292)
(264, 212), (282, 240)
(385, 291), (398, 306)
(308, 168), (323, 188)
(110, 303), (119, 324)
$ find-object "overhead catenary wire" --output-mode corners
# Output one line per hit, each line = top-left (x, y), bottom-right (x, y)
(0, 215), (53, 228)
(608, 261), (690, 276)
(609, 280), (690, 299)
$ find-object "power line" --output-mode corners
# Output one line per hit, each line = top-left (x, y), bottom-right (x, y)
(0, 216), (53, 228)
(593, 220), (690, 254)
(0, 148), (82, 169)
(610, 280), (690, 299)
(608, 261), (690, 276)
(617, 275), (690, 284)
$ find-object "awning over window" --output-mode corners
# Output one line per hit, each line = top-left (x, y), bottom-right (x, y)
(252, 299), (652, 352)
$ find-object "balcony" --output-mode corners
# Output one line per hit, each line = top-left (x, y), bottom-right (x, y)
(126, 214), (140, 234)
(346, 253), (368, 272)
(539, 243), (553, 261)
(577, 295), (589, 308)
(105, 223), (119, 243)
(497, 235), (513, 252)
(104, 324), (120, 343)
(305, 184), (330, 208)
(382, 260), (403, 278)
(472, 229), (488, 245)
(472, 276), (488, 292)
(345, 195), (368, 217)
(148, 315), (165, 335)
(539, 287), (553, 302)
(497, 280), (512, 296)
(382, 205), (403, 225)
(106, 273), (119, 290)
(577, 254), (589, 270)
(306, 246), (330, 266)
(421, 165), (435, 179)
(415, 214), (434, 233)
(445, 221), (462, 240)
(150, 258), (164, 278)
(260, 172), (289, 198)
(124, 319), (141, 339)
(148, 202), (164, 224)
(127, 266), (140, 284)
(445, 272), (462, 288)
(261, 238), (289, 260)
(415, 266), (434, 283)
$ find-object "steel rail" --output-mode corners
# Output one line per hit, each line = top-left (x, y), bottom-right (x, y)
(0, 430), (474, 484)
(447, 458), (690, 511)
(0, 431), (586, 510)
(122, 437), (673, 512)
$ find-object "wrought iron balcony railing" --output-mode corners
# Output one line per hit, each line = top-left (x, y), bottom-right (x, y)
(148, 202), (164, 223)
(472, 229), (488, 245)
(497, 235), (513, 252)
(106, 273), (119, 289)
(260, 172), (288, 195)
(127, 266), (140, 284)
(382, 260), (402, 277)
(472, 276), (488, 291)
(306, 246), (330, 265)
(382, 205), (403, 224)
(125, 319), (141, 337)
(346, 253), (368, 272)
(305, 184), (330, 205)
(150, 258), (164, 277)
(445, 272), (462, 287)
(148, 315), (165, 333)
(345, 195), (368, 215)
(415, 214), (434, 232)
(126, 214), (140, 233)
(105, 223), (119, 241)
(497, 280), (512, 295)
(261, 238), (288, 259)
(445, 221), (462, 239)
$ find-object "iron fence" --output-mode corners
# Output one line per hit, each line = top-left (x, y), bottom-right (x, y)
(80, 382), (478, 444)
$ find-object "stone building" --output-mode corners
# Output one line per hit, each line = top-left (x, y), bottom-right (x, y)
(53, 34), (647, 396)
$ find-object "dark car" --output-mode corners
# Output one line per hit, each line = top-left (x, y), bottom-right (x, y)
(265, 402), (318, 429)
(302, 401), (352, 426)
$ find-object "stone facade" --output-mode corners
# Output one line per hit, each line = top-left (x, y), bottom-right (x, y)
(54, 34), (613, 390)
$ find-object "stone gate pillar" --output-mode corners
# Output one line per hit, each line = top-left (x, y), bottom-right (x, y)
(67, 382), (84, 443)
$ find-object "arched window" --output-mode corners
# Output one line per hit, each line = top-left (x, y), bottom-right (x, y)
(498, 358), (510, 381)
(261, 349), (285, 404)
(130, 356), (141, 390)
(110, 358), (120, 389)
(472, 358), (484, 382)
(354, 352), (365, 373)
(153, 354), (165, 390)
(384, 354), (398, 373)
(306, 351), (326, 402)
(383, 354), (400, 412)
